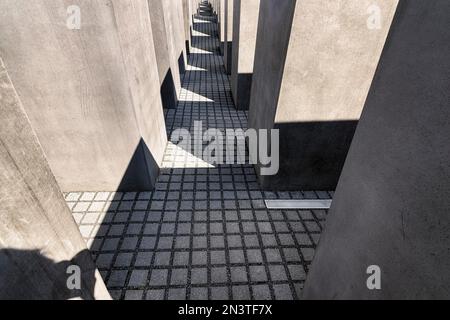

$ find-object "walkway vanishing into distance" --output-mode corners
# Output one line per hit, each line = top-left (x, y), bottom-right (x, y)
(65, 4), (332, 300)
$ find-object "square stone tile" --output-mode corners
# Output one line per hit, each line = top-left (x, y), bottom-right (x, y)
(154, 252), (171, 266)
(135, 252), (153, 267)
(244, 235), (259, 247)
(211, 267), (228, 284)
(190, 287), (208, 300)
(265, 249), (282, 263)
(124, 290), (143, 300)
(146, 289), (165, 300)
(273, 284), (293, 300)
(249, 266), (268, 282)
(102, 238), (120, 251)
(191, 268), (207, 285)
(269, 265), (288, 281)
(173, 251), (189, 266)
(171, 269), (188, 285)
(149, 269), (168, 286)
(168, 288), (186, 300)
(232, 286), (251, 300)
(210, 235), (225, 248)
(140, 237), (156, 250)
(230, 267), (247, 283)
(210, 222), (223, 234)
(121, 237), (138, 251)
(158, 237), (174, 250)
(175, 236), (190, 249)
(129, 270), (149, 287)
(115, 253), (133, 267)
(252, 284), (271, 300)
(288, 265), (306, 281)
(247, 249), (263, 264)
(211, 287), (229, 300)
(210, 250), (226, 264)
(108, 270), (128, 287)
(96, 253), (114, 269)
(283, 248), (302, 262)
(193, 236), (207, 249)
(192, 251), (207, 265)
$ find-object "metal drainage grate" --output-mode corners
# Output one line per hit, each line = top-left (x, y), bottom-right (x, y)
(264, 199), (332, 210)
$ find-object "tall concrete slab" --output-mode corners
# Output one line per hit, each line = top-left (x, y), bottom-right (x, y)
(162, 0), (188, 76)
(0, 57), (110, 300)
(0, 0), (167, 192)
(182, 0), (192, 55)
(224, 0), (234, 74)
(148, 0), (181, 110)
(249, 0), (398, 190)
(231, 0), (260, 110)
(303, 0), (450, 299)
(219, 0), (226, 54)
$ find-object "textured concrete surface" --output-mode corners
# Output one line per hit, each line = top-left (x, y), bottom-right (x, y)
(160, 0), (188, 85)
(303, 0), (450, 299)
(148, 0), (182, 110)
(182, 0), (192, 55)
(0, 57), (110, 300)
(231, 0), (260, 110)
(0, 0), (167, 192)
(224, 0), (234, 75)
(249, 0), (398, 190)
(219, 0), (226, 54)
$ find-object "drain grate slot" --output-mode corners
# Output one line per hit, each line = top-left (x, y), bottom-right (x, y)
(265, 199), (332, 210)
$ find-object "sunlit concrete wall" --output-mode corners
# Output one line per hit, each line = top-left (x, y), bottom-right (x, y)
(0, 0), (167, 192)
(249, 0), (398, 190)
(148, 0), (182, 110)
(231, 0), (260, 110)
(0, 57), (110, 300)
(304, 0), (450, 299)
(219, 0), (226, 54)
(182, 0), (192, 55)
(162, 0), (189, 76)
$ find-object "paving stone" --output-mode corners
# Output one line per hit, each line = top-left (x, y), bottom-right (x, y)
(129, 270), (149, 287)
(149, 269), (168, 287)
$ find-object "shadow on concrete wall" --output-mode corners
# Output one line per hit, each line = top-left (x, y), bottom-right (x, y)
(0, 249), (97, 300)
(178, 53), (186, 75)
(116, 138), (160, 192)
(160, 68), (178, 110)
(233, 73), (253, 110)
(255, 120), (359, 191)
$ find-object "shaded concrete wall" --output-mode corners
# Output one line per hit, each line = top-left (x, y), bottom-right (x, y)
(231, 0), (260, 110)
(0, 57), (110, 300)
(224, 0), (234, 74)
(249, 0), (398, 190)
(0, 0), (167, 192)
(303, 0), (450, 299)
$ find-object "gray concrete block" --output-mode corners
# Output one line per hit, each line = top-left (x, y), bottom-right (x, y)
(0, 57), (110, 300)
(249, 0), (398, 190)
(231, 0), (260, 110)
(224, 0), (234, 74)
(303, 0), (450, 299)
(0, 0), (167, 192)
(148, 0), (179, 110)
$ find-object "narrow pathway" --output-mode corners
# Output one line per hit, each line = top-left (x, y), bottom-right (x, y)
(65, 3), (330, 300)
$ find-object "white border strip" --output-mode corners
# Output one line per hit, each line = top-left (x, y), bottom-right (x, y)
(265, 199), (332, 210)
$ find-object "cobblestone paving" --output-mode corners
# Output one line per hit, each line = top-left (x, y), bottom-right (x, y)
(65, 4), (332, 300)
